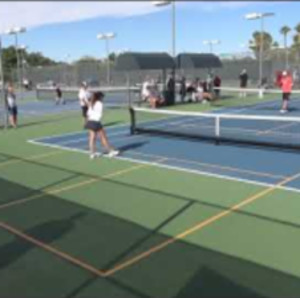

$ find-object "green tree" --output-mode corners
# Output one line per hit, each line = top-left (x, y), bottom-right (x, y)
(280, 26), (291, 49)
(108, 52), (116, 62)
(249, 31), (273, 59)
(291, 23), (300, 62)
(74, 56), (99, 64)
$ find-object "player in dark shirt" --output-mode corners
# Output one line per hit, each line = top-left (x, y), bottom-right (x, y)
(213, 75), (222, 98)
(239, 69), (248, 98)
(54, 84), (65, 105)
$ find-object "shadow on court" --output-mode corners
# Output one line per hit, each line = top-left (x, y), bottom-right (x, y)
(0, 173), (300, 297)
(0, 212), (85, 271)
(118, 141), (149, 153)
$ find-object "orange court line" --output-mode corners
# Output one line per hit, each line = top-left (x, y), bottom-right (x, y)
(0, 221), (105, 277)
(0, 159), (167, 277)
(103, 170), (300, 277)
(0, 150), (62, 169)
(0, 157), (158, 211)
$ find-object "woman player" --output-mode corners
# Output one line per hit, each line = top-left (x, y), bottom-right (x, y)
(280, 71), (293, 114)
(5, 83), (18, 128)
(85, 91), (119, 159)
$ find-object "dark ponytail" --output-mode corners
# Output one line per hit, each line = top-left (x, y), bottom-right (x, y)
(91, 91), (104, 107)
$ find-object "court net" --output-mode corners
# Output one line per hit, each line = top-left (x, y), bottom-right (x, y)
(36, 86), (141, 107)
(130, 107), (300, 150)
(212, 86), (300, 112)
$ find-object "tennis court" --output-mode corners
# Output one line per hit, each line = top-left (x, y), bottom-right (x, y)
(1, 89), (300, 297)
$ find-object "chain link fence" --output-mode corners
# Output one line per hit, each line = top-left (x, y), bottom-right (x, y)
(26, 58), (300, 88)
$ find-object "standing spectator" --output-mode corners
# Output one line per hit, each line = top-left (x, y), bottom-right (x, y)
(279, 70), (293, 113)
(213, 75), (222, 98)
(54, 84), (65, 105)
(179, 76), (186, 102)
(239, 69), (248, 98)
(5, 82), (18, 128)
(78, 82), (91, 125)
(166, 73), (175, 105)
(206, 73), (213, 93)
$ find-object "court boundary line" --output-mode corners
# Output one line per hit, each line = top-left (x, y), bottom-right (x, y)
(103, 170), (300, 277)
(27, 139), (300, 195)
(49, 135), (286, 180)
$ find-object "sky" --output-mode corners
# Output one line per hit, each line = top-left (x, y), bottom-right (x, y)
(1, 1), (300, 62)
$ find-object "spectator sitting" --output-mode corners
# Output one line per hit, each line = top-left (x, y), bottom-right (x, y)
(194, 81), (214, 103)
(141, 77), (151, 102)
(148, 87), (165, 109)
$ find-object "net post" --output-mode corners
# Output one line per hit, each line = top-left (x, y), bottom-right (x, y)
(0, 37), (8, 130)
(258, 88), (264, 99)
(126, 73), (131, 107)
(36, 87), (40, 101)
(129, 106), (136, 135)
(215, 116), (220, 145)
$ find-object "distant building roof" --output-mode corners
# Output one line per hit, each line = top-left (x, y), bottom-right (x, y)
(176, 53), (222, 69)
(115, 52), (175, 70)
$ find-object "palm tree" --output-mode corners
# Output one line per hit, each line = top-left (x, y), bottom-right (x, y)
(249, 31), (273, 59)
(293, 23), (300, 62)
(280, 26), (291, 68)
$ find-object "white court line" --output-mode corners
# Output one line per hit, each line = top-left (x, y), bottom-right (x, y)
(28, 139), (300, 195)
(125, 150), (286, 179)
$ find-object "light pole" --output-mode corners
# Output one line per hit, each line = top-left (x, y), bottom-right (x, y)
(18, 45), (27, 85)
(152, 1), (176, 57)
(245, 12), (275, 85)
(5, 26), (26, 99)
(0, 36), (8, 128)
(64, 54), (71, 86)
(203, 40), (221, 54)
(97, 32), (116, 85)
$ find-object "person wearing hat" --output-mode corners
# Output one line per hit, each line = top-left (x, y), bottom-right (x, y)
(78, 82), (91, 124)
(279, 70), (293, 113)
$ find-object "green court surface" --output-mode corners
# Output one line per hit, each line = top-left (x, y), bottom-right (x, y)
(1, 104), (300, 298)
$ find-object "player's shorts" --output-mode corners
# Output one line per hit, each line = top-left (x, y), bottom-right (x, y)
(282, 92), (290, 100)
(81, 106), (88, 117)
(8, 106), (17, 116)
(85, 120), (103, 132)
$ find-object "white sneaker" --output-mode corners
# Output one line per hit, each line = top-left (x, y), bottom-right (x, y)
(107, 150), (119, 158)
(280, 109), (287, 114)
(90, 152), (101, 160)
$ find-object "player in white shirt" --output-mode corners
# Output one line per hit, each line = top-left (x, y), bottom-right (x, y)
(85, 91), (119, 159)
(141, 78), (151, 101)
(5, 83), (18, 128)
(78, 82), (91, 124)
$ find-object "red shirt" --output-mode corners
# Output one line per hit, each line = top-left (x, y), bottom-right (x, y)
(280, 76), (293, 93)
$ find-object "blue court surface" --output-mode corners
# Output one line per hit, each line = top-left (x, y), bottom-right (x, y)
(29, 110), (300, 194)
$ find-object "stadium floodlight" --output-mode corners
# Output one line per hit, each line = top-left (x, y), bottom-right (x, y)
(4, 26), (26, 99)
(203, 40), (221, 53)
(96, 32), (116, 85)
(245, 12), (275, 85)
(152, 1), (171, 7)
